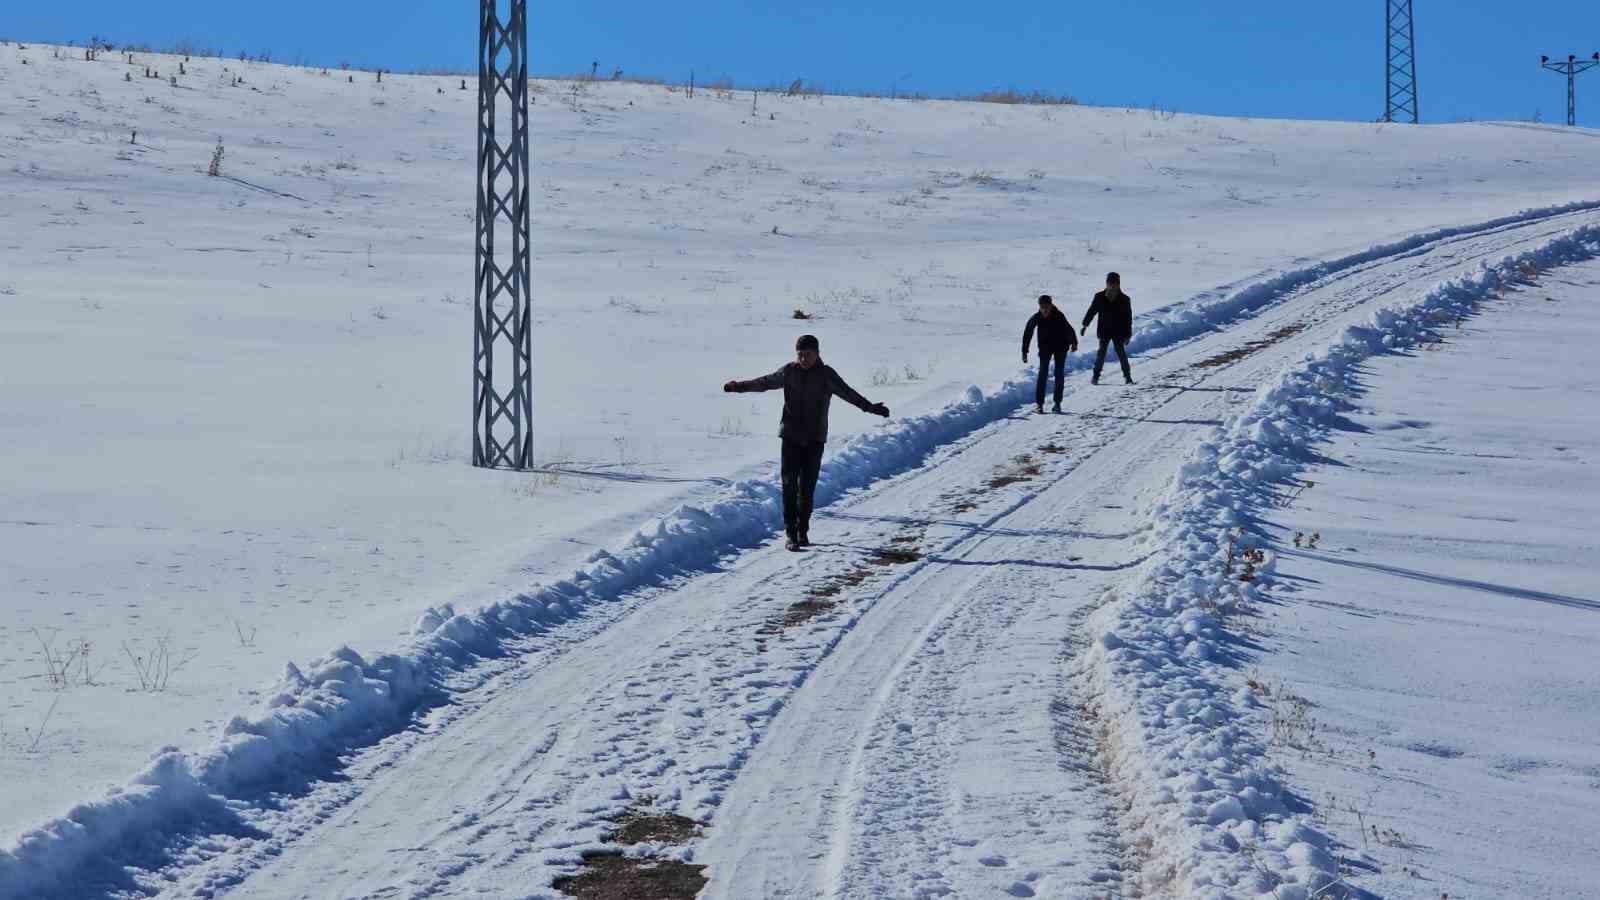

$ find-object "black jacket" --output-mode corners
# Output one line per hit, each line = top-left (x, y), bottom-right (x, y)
(1022, 309), (1078, 356)
(729, 361), (874, 444)
(1082, 290), (1133, 341)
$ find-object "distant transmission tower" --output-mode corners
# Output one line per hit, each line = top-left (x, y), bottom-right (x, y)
(1541, 53), (1600, 127)
(473, 0), (534, 469)
(1383, 0), (1419, 123)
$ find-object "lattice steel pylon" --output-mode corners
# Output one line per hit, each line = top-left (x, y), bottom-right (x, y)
(473, 0), (534, 469)
(1541, 53), (1600, 127)
(1383, 0), (1419, 123)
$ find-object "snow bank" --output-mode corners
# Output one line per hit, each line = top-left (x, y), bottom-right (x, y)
(1082, 223), (1600, 897)
(5, 206), (1598, 896)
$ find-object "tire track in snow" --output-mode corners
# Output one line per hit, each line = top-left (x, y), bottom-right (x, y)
(246, 210), (1600, 898)
(709, 209), (1600, 899)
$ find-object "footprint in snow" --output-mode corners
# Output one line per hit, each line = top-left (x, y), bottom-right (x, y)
(978, 855), (1008, 867)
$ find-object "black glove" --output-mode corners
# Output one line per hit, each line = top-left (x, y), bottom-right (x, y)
(1022, 353), (1029, 363)
(869, 402), (890, 418)
(722, 380), (740, 393)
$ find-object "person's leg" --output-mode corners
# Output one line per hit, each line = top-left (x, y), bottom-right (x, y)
(797, 442), (825, 541)
(1052, 348), (1067, 407)
(1094, 338), (1110, 379)
(779, 441), (801, 540)
(1034, 353), (1048, 408)
(1114, 338), (1132, 381)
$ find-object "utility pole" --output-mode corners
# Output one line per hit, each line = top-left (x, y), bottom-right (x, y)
(473, 0), (535, 469)
(1541, 53), (1600, 127)
(1383, 0), (1419, 123)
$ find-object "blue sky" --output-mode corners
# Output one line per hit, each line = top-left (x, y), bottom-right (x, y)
(7, 2), (1600, 125)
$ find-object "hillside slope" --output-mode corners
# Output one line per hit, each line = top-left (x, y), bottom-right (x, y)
(3, 39), (1600, 848)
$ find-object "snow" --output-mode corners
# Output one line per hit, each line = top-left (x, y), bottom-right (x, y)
(1082, 225), (1600, 897)
(4, 37), (1600, 900)
(1248, 256), (1600, 898)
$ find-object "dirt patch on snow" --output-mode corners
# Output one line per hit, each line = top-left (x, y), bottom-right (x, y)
(987, 458), (1042, 488)
(809, 566), (874, 599)
(764, 598), (839, 632)
(868, 546), (922, 565)
(553, 806), (707, 899)
(552, 855), (707, 900)
(609, 809), (702, 845)
(1192, 322), (1307, 369)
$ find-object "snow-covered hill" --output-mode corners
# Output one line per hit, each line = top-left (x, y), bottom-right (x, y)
(3, 40), (1599, 899)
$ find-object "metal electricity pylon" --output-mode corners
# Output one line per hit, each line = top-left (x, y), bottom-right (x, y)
(1383, 0), (1419, 123)
(1541, 53), (1600, 127)
(473, 0), (534, 469)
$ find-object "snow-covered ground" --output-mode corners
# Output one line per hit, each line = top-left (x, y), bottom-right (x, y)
(4, 38), (1600, 900)
(1253, 257), (1600, 899)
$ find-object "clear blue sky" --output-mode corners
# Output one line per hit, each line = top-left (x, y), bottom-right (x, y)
(7, 2), (1600, 125)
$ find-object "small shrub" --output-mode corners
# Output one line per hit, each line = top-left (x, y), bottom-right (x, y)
(122, 634), (196, 692)
(208, 140), (224, 177)
(31, 629), (98, 689)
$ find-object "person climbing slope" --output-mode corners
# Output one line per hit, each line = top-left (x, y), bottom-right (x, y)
(1082, 271), (1135, 385)
(1022, 293), (1079, 413)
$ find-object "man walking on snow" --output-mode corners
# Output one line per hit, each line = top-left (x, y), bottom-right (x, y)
(1022, 294), (1079, 414)
(723, 335), (890, 552)
(1082, 271), (1135, 385)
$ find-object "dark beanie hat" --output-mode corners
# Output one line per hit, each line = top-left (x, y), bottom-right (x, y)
(796, 334), (820, 351)
(1106, 271), (1121, 284)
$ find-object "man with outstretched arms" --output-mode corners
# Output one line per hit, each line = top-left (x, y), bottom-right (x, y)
(723, 334), (890, 552)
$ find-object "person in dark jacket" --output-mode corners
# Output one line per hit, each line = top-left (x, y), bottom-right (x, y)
(723, 335), (890, 551)
(1082, 271), (1134, 384)
(1022, 294), (1079, 413)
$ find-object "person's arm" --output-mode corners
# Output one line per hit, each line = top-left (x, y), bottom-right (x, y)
(1021, 313), (1039, 361)
(1081, 296), (1100, 333)
(723, 366), (786, 393)
(828, 368), (889, 417)
(1067, 320), (1080, 352)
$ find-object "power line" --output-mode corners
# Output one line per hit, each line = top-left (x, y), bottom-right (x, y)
(1541, 53), (1600, 127)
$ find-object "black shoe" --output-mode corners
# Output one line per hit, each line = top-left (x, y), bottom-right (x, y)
(1124, 376), (1135, 385)
(1053, 403), (1062, 413)
(786, 538), (802, 552)
(1091, 374), (1100, 385)
(1035, 402), (1044, 414)
(798, 531), (810, 547)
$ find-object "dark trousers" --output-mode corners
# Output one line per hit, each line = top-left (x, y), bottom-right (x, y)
(780, 440), (825, 537)
(1094, 337), (1132, 379)
(1034, 348), (1068, 406)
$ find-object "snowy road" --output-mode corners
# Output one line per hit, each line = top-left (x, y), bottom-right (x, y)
(14, 207), (1600, 899)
